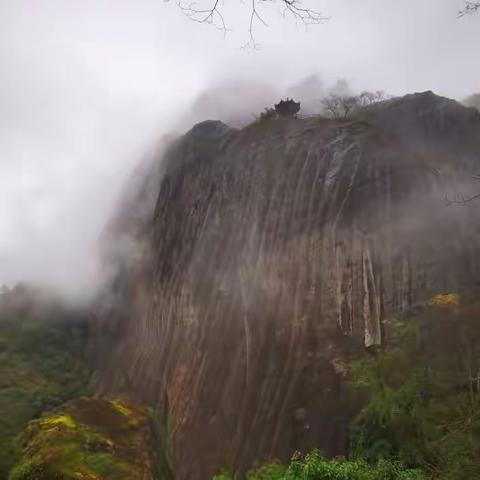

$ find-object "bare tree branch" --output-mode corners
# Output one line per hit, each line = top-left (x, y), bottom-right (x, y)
(320, 91), (389, 119)
(444, 171), (480, 205)
(173, 0), (326, 46)
(243, 0), (270, 50)
(459, 1), (480, 17)
(279, 0), (326, 25)
(445, 191), (480, 205)
(177, 0), (230, 36)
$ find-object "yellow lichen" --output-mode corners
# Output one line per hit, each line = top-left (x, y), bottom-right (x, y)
(74, 472), (100, 479)
(428, 293), (460, 307)
(110, 400), (133, 418)
(10, 398), (154, 480)
(41, 414), (76, 429)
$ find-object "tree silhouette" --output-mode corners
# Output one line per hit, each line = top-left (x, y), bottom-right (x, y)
(459, 1), (480, 16)
(173, 0), (326, 47)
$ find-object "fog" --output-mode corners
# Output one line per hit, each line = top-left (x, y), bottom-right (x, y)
(0, 0), (479, 300)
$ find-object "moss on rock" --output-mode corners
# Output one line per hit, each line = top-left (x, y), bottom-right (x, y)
(9, 398), (156, 480)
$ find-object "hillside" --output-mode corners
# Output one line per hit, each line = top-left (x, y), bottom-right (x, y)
(89, 92), (480, 479)
(0, 285), (91, 477)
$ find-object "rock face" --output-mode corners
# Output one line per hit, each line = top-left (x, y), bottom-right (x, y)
(9, 398), (160, 480)
(94, 92), (480, 479)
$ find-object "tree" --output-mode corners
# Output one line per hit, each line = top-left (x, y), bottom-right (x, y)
(259, 107), (276, 121)
(320, 95), (347, 119)
(170, 2), (476, 47)
(320, 91), (389, 119)
(459, 1), (480, 15)
(171, 0), (326, 46)
(357, 90), (388, 107)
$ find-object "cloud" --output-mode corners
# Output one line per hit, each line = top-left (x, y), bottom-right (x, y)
(0, 0), (479, 301)
(177, 80), (280, 129)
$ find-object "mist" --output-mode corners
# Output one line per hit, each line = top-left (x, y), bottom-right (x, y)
(1, 0), (479, 301)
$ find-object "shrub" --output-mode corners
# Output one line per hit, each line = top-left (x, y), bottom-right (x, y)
(214, 451), (424, 479)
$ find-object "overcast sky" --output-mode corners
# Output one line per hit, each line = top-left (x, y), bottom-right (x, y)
(0, 0), (479, 300)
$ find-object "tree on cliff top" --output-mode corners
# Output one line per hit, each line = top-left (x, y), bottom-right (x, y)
(321, 91), (388, 119)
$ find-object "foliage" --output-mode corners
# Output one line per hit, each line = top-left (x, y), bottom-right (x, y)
(247, 461), (287, 480)
(348, 296), (480, 479)
(5, 282), (480, 480)
(0, 285), (92, 478)
(427, 293), (459, 307)
(9, 398), (153, 480)
(259, 107), (277, 121)
(213, 451), (424, 479)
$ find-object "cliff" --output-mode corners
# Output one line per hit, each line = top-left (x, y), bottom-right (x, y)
(93, 92), (480, 479)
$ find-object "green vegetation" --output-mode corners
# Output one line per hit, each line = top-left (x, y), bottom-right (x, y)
(213, 451), (424, 479)
(0, 285), (92, 477)
(9, 398), (154, 480)
(348, 295), (480, 479)
(3, 284), (480, 480)
(214, 293), (480, 480)
(345, 119), (372, 137)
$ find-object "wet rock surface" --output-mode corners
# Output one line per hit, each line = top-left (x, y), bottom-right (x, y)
(94, 92), (480, 479)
